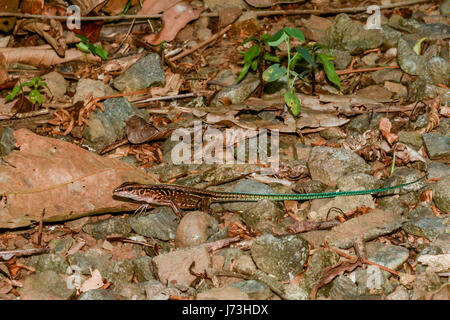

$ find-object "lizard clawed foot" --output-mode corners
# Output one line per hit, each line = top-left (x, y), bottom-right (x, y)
(133, 204), (150, 217)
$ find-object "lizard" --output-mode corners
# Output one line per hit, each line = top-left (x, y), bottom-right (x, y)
(112, 175), (425, 218)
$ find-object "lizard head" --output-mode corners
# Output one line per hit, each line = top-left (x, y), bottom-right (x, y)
(113, 182), (151, 202)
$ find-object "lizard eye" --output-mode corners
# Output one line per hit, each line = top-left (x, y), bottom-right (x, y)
(127, 187), (133, 191)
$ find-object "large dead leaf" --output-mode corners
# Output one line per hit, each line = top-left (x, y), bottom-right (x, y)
(0, 129), (157, 229)
(137, 0), (181, 15)
(144, 1), (201, 45)
(0, 46), (100, 67)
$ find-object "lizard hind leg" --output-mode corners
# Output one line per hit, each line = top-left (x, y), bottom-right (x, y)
(168, 200), (184, 219)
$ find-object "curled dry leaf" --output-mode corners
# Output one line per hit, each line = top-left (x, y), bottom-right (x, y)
(125, 115), (173, 144)
(144, 1), (202, 45)
(80, 269), (104, 293)
(0, 52), (8, 85)
(20, 19), (66, 57)
(0, 129), (157, 229)
(379, 117), (398, 146)
(440, 105), (450, 117)
(422, 97), (441, 133)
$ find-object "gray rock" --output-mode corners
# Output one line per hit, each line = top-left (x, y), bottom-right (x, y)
(362, 52), (379, 66)
(329, 275), (359, 300)
(20, 270), (76, 300)
(408, 202), (435, 221)
(307, 146), (372, 186)
(27, 253), (69, 274)
(403, 217), (449, 241)
(78, 289), (118, 300)
(233, 254), (257, 276)
(431, 233), (450, 253)
(175, 211), (219, 247)
(221, 179), (276, 212)
(365, 242), (410, 270)
(299, 249), (339, 295)
(422, 132), (450, 161)
(293, 180), (327, 194)
(112, 282), (146, 300)
(113, 53), (165, 92)
(386, 286), (410, 300)
(377, 196), (409, 215)
(442, 0), (450, 16)
(411, 271), (443, 300)
(350, 265), (393, 295)
(82, 217), (132, 239)
(380, 167), (426, 196)
(347, 112), (382, 133)
(371, 68), (403, 84)
(130, 207), (179, 240)
(197, 286), (250, 300)
(328, 49), (352, 70)
(103, 260), (135, 284)
(326, 209), (405, 249)
(82, 97), (149, 151)
(73, 79), (115, 104)
(240, 199), (285, 233)
(132, 256), (155, 282)
(211, 74), (259, 106)
(320, 14), (383, 53)
(337, 173), (380, 191)
(425, 161), (449, 180)
(48, 237), (74, 255)
(397, 37), (427, 76)
(437, 118), (450, 136)
(398, 131), (423, 150)
(214, 69), (236, 87)
(67, 249), (112, 275)
(231, 280), (272, 300)
(433, 174), (450, 213)
(0, 127), (15, 156)
(425, 57), (450, 87)
(250, 234), (309, 281)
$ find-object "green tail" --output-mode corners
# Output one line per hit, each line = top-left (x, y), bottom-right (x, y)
(218, 175), (426, 201)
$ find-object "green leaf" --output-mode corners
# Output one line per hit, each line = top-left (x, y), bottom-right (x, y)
(237, 63), (251, 83)
(22, 81), (34, 87)
(244, 44), (260, 63)
(241, 36), (257, 46)
(263, 52), (279, 63)
(413, 37), (427, 55)
(284, 91), (301, 116)
(317, 53), (341, 89)
(76, 42), (90, 53)
(76, 34), (88, 43)
(284, 28), (305, 42)
(251, 59), (258, 71)
(262, 64), (286, 82)
(5, 86), (21, 102)
(295, 45), (317, 68)
(29, 89), (42, 105)
(268, 32), (288, 47)
(94, 45), (108, 60)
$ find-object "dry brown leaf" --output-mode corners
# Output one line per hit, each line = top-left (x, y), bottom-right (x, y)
(440, 105), (450, 117)
(0, 47), (100, 67)
(138, 0), (181, 15)
(80, 269), (104, 292)
(144, 1), (201, 45)
(0, 0), (19, 33)
(70, 0), (106, 15)
(425, 283), (450, 300)
(102, 0), (138, 15)
(379, 117), (398, 145)
(20, 19), (66, 57)
(311, 259), (361, 299)
(126, 115), (173, 144)
(0, 52), (8, 85)
(0, 129), (157, 229)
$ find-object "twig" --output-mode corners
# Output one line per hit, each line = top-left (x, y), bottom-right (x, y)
(336, 66), (400, 75)
(0, 109), (50, 120)
(0, 1), (432, 20)
(99, 139), (129, 155)
(37, 209), (45, 247)
(326, 243), (400, 276)
(0, 247), (49, 260)
(203, 236), (241, 252)
(132, 92), (198, 104)
(169, 24), (233, 62)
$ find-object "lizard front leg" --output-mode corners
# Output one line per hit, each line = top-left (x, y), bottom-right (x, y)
(200, 197), (212, 214)
(167, 200), (184, 218)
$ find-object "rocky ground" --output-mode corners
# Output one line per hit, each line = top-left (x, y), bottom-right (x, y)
(0, 0), (449, 300)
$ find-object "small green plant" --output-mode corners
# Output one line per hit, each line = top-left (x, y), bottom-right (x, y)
(5, 76), (49, 106)
(238, 27), (341, 116)
(76, 35), (109, 60)
(237, 34), (279, 83)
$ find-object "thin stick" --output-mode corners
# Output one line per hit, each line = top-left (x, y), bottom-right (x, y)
(169, 24), (233, 62)
(0, 1), (431, 20)
(336, 66), (400, 75)
(132, 92), (197, 103)
(0, 247), (49, 260)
